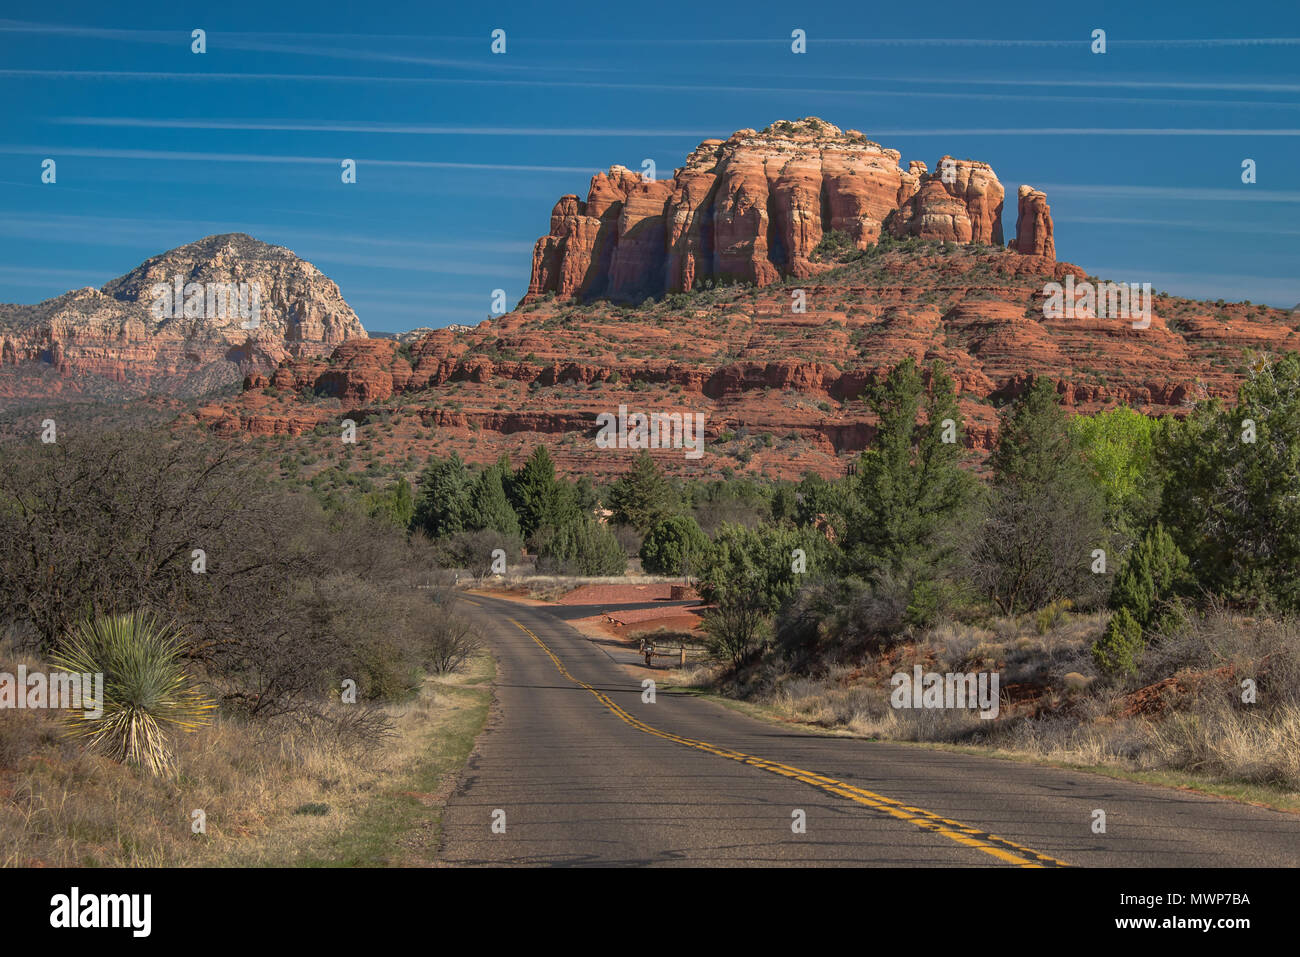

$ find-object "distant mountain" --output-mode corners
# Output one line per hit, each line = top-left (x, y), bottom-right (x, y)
(369, 327), (444, 344)
(0, 233), (367, 406)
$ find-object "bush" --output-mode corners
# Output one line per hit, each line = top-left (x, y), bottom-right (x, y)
(1092, 607), (1144, 676)
(535, 517), (627, 576)
(427, 615), (481, 674)
(50, 612), (214, 776)
(437, 528), (522, 580)
(703, 592), (770, 668)
(639, 515), (709, 576)
(1110, 522), (1191, 628)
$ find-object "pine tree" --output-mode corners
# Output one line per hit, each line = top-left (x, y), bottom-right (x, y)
(510, 446), (575, 539)
(606, 451), (676, 531)
(411, 453), (471, 538)
(466, 463), (520, 539)
(1159, 352), (1300, 611)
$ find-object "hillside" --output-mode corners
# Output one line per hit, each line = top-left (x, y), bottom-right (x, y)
(197, 238), (1298, 481)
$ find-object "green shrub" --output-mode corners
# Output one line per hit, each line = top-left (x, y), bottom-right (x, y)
(1110, 522), (1190, 627)
(1035, 599), (1073, 635)
(535, 517), (627, 576)
(1092, 607), (1144, 676)
(639, 515), (708, 576)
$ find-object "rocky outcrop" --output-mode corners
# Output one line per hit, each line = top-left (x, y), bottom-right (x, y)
(890, 157), (1004, 245)
(526, 119), (1035, 304)
(0, 234), (366, 402)
(315, 339), (410, 403)
(1013, 186), (1056, 260)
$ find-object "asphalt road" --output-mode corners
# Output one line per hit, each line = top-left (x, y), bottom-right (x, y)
(436, 593), (1300, 867)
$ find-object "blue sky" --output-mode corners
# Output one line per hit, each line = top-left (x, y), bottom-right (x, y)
(2, 0), (1298, 331)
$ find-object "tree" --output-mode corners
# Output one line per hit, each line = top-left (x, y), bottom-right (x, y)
(688, 476), (773, 534)
(411, 453), (471, 538)
(572, 474), (600, 514)
(1158, 352), (1300, 611)
(606, 451), (676, 531)
(639, 514), (709, 576)
(846, 359), (979, 624)
(368, 476), (415, 529)
(509, 446), (575, 539)
(1069, 405), (1164, 535)
(692, 521), (829, 668)
(792, 472), (849, 532)
(465, 463), (520, 538)
(534, 516), (627, 575)
(972, 377), (1109, 613)
(0, 430), (277, 651)
(439, 528), (521, 581)
(694, 522), (828, 615)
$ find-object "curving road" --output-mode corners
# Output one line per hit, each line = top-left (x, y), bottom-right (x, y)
(435, 593), (1300, 867)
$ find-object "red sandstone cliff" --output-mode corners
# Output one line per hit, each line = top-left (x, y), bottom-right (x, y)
(525, 118), (1052, 305)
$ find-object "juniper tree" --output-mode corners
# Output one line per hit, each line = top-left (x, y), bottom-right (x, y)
(973, 377), (1109, 613)
(846, 358), (978, 624)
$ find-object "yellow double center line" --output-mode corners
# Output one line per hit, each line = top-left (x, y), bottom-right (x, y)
(509, 617), (1069, 868)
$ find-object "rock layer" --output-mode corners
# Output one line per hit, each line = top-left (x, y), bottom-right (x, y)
(206, 238), (1297, 481)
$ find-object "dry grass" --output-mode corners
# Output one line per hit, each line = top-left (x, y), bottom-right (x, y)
(1148, 706), (1300, 789)
(715, 608), (1300, 797)
(0, 648), (492, 867)
(509, 573), (679, 602)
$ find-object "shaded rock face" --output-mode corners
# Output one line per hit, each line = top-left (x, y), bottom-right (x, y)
(0, 234), (367, 402)
(1013, 186), (1056, 260)
(526, 119), (1041, 304)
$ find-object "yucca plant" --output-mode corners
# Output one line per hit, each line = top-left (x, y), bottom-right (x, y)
(50, 612), (214, 776)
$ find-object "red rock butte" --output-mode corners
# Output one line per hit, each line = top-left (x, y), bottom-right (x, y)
(193, 118), (1300, 481)
(525, 117), (1054, 305)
